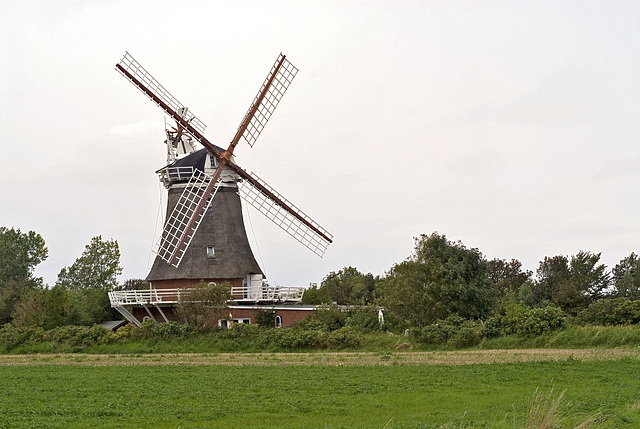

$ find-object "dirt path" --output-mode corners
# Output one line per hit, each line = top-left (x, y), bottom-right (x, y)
(1, 348), (639, 366)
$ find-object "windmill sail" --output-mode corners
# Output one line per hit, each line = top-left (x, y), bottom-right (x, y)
(237, 171), (333, 257)
(237, 53), (298, 148)
(116, 52), (207, 137)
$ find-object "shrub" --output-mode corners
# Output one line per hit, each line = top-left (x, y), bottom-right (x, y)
(447, 320), (483, 348)
(293, 306), (347, 331)
(414, 323), (453, 344)
(255, 309), (276, 328)
(577, 298), (640, 326)
(515, 307), (566, 337)
(482, 316), (503, 338)
(344, 307), (382, 331)
(413, 315), (475, 345)
(326, 326), (362, 349)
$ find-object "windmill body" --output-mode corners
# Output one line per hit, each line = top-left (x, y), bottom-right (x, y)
(109, 52), (333, 327)
(147, 148), (264, 297)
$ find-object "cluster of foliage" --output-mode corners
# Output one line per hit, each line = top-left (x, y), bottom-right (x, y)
(304, 232), (640, 335)
(2, 224), (640, 349)
(0, 229), (124, 328)
(174, 281), (232, 329)
(0, 306), (387, 353)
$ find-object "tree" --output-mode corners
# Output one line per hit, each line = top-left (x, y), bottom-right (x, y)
(11, 285), (68, 329)
(533, 252), (610, 313)
(301, 283), (331, 305)
(0, 227), (49, 324)
(175, 281), (232, 329)
(56, 236), (122, 291)
(316, 267), (376, 305)
(54, 236), (123, 325)
(0, 280), (31, 324)
(568, 251), (610, 304)
(532, 255), (570, 307)
(0, 227), (48, 286)
(487, 258), (532, 297)
(612, 253), (640, 300)
(119, 278), (149, 291)
(375, 232), (493, 328)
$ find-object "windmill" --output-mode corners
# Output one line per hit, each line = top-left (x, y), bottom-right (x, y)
(114, 52), (332, 308)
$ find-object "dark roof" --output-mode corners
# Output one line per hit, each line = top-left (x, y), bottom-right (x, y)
(156, 147), (225, 174)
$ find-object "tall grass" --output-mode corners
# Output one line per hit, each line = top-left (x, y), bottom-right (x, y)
(526, 389), (597, 429)
(480, 325), (640, 350)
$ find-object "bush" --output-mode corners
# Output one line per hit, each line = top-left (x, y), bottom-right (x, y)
(447, 320), (483, 348)
(577, 298), (640, 326)
(413, 315), (480, 345)
(293, 306), (347, 331)
(482, 316), (503, 338)
(0, 323), (115, 352)
(345, 307), (383, 331)
(515, 307), (566, 337)
(414, 323), (453, 344)
(326, 326), (363, 349)
(255, 309), (276, 328)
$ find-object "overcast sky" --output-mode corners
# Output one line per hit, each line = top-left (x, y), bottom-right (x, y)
(1, 1), (639, 288)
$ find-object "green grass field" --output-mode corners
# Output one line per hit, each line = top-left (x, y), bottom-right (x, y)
(1, 356), (640, 428)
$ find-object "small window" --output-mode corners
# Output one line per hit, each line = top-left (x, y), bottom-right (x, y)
(275, 315), (282, 328)
(206, 246), (215, 259)
(209, 154), (217, 169)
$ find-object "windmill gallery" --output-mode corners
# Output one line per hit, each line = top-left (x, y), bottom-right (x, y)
(109, 52), (334, 328)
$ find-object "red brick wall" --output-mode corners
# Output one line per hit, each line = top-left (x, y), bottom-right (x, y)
(131, 305), (314, 328)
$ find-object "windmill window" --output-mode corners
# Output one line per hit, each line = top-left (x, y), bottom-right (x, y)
(206, 246), (215, 258)
(209, 155), (217, 168)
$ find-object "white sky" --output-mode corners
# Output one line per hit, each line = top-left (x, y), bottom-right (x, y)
(1, 1), (639, 287)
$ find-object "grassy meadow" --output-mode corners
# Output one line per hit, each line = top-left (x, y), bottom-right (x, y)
(2, 355), (640, 428)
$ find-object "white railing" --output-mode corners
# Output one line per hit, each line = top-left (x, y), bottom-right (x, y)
(109, 288), (193, 306)
(230, 285), (304, 302)
(109, 285), (305, 307)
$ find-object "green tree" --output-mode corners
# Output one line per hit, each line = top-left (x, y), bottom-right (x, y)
(55, 236), (123, 325)
(301, 283), (331, 305)
(0, 227), (48, 285)
(0, 227), (49, 324)
(56, 236), (122, 291)
(534, 252), (610, 313)
(0, 280), (31, 324)
(375, 232), (493, 328)
(612, 253), (640, 300)
(175, 281), (232, 329)
(532, 255), (570, 307)
(568, 251), (610, 304)
(487, 258), (532, 298)
(12, 285), (68, 329)
(119, 278), (149, 291)
(487, 258), (532, 313)
(318, 267), (376, 305)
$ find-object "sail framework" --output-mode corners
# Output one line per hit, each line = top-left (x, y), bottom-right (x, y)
(156, 169), (221, 267)
(117, 52), (207, 136)
(238, 172), (333, 257)
(239, 53), (298, 147)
